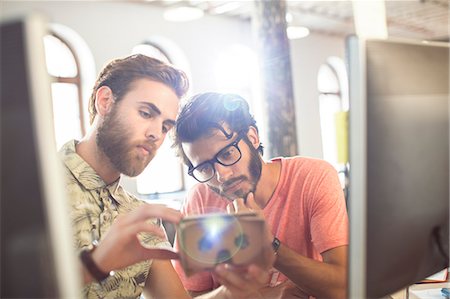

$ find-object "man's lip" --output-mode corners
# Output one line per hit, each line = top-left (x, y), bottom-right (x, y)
(138, 144), (154, 154)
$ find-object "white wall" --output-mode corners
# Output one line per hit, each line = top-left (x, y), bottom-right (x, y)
(290, 34), (346, 158)
(1, 1), (346, 159)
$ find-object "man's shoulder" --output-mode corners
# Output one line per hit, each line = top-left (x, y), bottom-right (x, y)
(58, 139), (77, 157)
(58, 139), (84, 176)
(280, 156), (335, 173)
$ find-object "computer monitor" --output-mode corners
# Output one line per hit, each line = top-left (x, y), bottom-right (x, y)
(1, 14), (80, 297)
(347, 37), (449, 298)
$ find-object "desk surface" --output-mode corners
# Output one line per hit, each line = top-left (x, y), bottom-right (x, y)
(390, 282), (450, 299)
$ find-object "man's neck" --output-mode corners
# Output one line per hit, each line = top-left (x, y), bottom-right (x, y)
(76, 132), (120, 185)
(253, 159), (282, 209)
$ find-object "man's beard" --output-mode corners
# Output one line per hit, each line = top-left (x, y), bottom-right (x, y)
(96, 105), (155, 177)
(209, 139), (262, 201)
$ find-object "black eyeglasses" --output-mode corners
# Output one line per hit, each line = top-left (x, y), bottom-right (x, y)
(188, 132), (245, 183)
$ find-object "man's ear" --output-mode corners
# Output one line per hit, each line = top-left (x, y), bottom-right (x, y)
(95, 86), (115, 117)
(247, 126), (260, 149)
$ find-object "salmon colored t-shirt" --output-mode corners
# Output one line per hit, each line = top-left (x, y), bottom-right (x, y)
(173, 156), (349, 293)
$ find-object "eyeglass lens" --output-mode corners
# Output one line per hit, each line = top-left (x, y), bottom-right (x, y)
(192, 143), (241, 182)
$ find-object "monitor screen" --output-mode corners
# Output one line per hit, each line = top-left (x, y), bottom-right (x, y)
(1, 14), (80, 297)
(347, 37), (449, 298)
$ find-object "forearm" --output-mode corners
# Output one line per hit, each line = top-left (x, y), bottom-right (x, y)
(79, 246), (112, 285)
(274, 244), (347, 299)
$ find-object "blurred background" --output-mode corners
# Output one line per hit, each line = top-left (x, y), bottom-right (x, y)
(1, 0), (448, 203)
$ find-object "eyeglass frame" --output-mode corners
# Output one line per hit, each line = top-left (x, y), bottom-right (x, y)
(187, 130), (246, 183)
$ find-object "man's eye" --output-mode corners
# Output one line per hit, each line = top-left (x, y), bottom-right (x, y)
(219, 147), (235, 160)
(162, 123), (174, 134)
(139, 110), (153, 118)
(221, 151), (231, 159)
(197, 164), (211, 174)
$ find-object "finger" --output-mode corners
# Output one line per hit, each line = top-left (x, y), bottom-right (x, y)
(245, 193), (259, 210)
(127, 222), (167, 239)
(142, 248), (179, 260)
(227, 202), (235, 214)
(124, 204), (183, 225)
(233, 199), (239, 212)
(215, 264), (255, 291)
(214, 264), (248, 292)
(234, 198), (247, 212)
(139, 204), (183, 223)
(247, 264), (271, 284)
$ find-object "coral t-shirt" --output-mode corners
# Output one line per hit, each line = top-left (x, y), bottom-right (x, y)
(173, 156), (349, 292)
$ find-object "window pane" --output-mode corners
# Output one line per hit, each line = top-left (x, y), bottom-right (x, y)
(44, 35), (78, 77)
(132, 44), (170, 64)
(319, 94), (342, 166)
(317, 64), (340, 94)
(134, 43), (184, 194)
(137, 137), (183, 194)
(51, 83), (82, 149)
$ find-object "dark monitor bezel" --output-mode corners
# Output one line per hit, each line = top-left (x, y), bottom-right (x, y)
(347, 36), (449, 298)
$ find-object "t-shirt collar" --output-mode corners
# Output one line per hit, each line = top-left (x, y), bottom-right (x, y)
(59, 140), (121, 195)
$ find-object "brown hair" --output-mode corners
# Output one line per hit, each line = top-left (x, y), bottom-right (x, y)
(88, 54), (189, 124)
(173, 92), (263, 168)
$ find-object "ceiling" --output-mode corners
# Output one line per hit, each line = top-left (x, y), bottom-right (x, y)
(135, 0), (449, 41)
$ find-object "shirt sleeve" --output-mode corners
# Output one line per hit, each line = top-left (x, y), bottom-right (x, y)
(309, 161), (349, 253)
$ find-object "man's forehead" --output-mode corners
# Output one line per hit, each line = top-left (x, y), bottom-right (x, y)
(128, 78), (179, 117)
(205, 126), (233, 141)
(182, 127), (235, 161)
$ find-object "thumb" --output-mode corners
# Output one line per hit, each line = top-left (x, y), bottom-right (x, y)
(234, 197), (247, 212)
(245, 192), (259, 210)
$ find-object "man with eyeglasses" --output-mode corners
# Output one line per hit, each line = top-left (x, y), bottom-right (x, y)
(172, 92), (349, 299)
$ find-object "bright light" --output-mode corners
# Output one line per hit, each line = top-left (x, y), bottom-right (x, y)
(285, 12), (293, 23)
(214, 44), (257, 91)
(163, 6), (204, 22)
(213, 2), (241, 14)
(203, 216), (228, 239)
(287, 26), (310, 39)
(352, 0), (388, 38)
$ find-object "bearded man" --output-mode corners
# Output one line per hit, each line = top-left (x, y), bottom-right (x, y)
(172, 92), (349, 299)
(59, 54), (192, 298)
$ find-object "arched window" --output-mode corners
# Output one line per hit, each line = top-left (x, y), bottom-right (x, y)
(44, 33), (85, 149)
(132, 40), (193, 195)
(213, 44), (266, 158)
(318, 57), (349, 191)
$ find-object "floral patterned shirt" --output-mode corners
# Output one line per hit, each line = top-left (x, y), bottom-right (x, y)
(60, 140), (171, 299)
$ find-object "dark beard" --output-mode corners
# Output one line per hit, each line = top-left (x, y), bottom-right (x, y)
(209, 138), (262, 201)
(96, 105), (153, 177)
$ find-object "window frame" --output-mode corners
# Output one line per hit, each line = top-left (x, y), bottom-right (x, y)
(47, 32), (86, 137)
(132, 41), (187, 195)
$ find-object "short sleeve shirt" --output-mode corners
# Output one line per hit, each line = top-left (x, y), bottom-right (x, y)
(173, 156), (349, 296)
(60, 140), (171, 299)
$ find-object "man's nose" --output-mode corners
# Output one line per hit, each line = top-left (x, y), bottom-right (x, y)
(145, 122), (163, 143)
(215, 163), (233, 183)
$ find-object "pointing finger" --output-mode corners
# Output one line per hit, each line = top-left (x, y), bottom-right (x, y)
(245, 193), (259, 210)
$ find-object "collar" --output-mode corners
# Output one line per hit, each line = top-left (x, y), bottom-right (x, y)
(59, 140), (121, 195)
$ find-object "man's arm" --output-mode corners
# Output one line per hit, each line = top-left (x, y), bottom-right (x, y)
(274, 244), (348, 299)
(233, 190), (348, 299)
(190, 264), (271, 299)
(79, 204), (182, 285)
(144, 261), (270, 299)
(143, 260), (191, 299)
